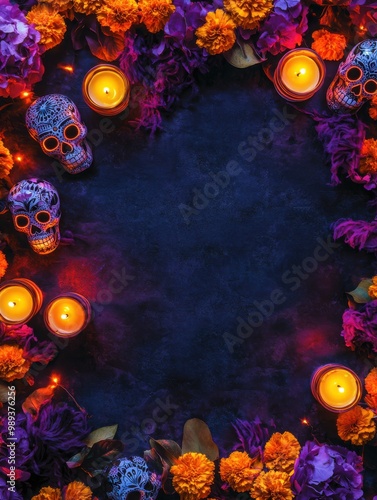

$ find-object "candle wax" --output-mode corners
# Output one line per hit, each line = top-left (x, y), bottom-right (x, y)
(318, 368), (359, 410)
(0, 285), (34, 323)
(281, 55), (320, 94)
(87, 70), (126, 109)
(47, 297), (87, 335)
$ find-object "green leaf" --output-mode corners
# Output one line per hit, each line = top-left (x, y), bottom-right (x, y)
(149, 439), (181, 466)
(182, 419), (219, 461)
(84, 424), (118, 448)
(66, 447), (91, 469)
(347, 279), (373, 304)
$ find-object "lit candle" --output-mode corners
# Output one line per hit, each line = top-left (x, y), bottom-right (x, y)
(82, 64), (130, 116)
(44, 293), (91, 337)
(0, 279), (43, 325)
(274, 49), (326, 101)
(311, 364), (362, 412)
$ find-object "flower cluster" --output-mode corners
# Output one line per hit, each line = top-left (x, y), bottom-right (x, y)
(0, 139), (14, 180)
(0, 251), (7, 279)
(359, 138), (377, 175)
(170, 452), (215, 500)
(31, 481), (93, 500)
(26, 4), (67, 51)
(337, 405), (376, 445)
(0, 0), (44, 98)
(311, 29), (346, 61)
(365, 367), (377, 412)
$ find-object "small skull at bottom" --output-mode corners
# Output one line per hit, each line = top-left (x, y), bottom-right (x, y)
(326, 39), (377, 113)
(7, 178), (61, 255)
(25, 94), (93, 174)
(106, 456), (161, 500)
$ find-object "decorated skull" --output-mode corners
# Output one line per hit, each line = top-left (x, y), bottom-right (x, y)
(7, 178), (61, 255)
(327, 39), (377, 113)
(106, 456), (161, 500)
(25, 94), (93, 174)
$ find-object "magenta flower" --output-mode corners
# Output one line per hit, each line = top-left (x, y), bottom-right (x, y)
(341, 300), (377, 352)
(0, 0), (44, 98)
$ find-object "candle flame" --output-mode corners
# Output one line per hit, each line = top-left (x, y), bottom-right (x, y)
(337, 385), (345, 393)
(61, 313), (69, 320)
(8, 301), (16, 308)
(296, 68), (306, 77)
(104, 87), (110, 95)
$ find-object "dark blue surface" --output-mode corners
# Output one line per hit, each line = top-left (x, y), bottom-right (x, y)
(2, 42), (377, 498)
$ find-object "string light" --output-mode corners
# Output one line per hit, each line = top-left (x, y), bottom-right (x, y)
(58, 64), (74, 73)
(50, 375), (85, 412)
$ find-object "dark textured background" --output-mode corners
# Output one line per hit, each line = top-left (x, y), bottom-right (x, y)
(2, 40), (377, 498)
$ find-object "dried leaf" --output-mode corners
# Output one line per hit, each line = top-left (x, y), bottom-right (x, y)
(80, 439), (124, 477)
(0, 382), (10, 403)
(182, 419), (219, 460)
(347, 279), (373, 304)
(22, 385), (55, 420)
(149, 438), (181, 466)
(67, 447), (91, 469)
(85, 31), (125, 62)
(84, 424), (118, 448)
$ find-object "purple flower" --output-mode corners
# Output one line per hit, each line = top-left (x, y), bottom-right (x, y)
(257, 3), (308, 56)
(291, 441), (364, 499)
(0, 0), (44, 98)
(333, 218), (377, 252)
(341, 300), (377, 352)
(232, 417), (275, 461)
(314, 114), (367, 187)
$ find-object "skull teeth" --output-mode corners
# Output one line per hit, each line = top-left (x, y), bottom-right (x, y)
(30, 232), (59, 254)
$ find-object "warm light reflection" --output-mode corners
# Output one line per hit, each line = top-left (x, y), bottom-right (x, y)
(58, 64), (74, 73)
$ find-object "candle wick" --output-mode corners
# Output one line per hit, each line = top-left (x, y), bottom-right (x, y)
(104, 87), (110, 95)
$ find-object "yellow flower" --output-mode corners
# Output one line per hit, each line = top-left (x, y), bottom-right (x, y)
(97, 0), (138, 34)
(311, 29), (347, 61)
(251, 470), (293, 500)
(0, 345), (31, 383)
(365, 367), (377, 395)
(337, 405), (376, 445)
(31, 486), (62, 500)
(220, 451), (262, 492)
(0, 139), (14, 180)
(263, 432), (300, 474)
(359, 138), (377, 175)
(73, 0), (103, 15)
(196, 9), (236, 56)
(369, 96), (377, 120)
(38, 0), (73, 14)
(139, 0), (175, 34)
(26, 4), (67, 51)
(170, 452), (215, 500)
(65, 481), (92, 500)
(0, 251), (8, 279)
(223, 0), (273, 30)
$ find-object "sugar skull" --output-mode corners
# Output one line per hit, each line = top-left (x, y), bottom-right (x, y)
(25, 94), (93, 174)
(7, 178), (61, 255)
(106, 456), (161, 500)
(327, 39), (377, 113)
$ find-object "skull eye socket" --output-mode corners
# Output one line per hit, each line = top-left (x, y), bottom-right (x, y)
(364, 79), (377, 95)
(346, 66), (363, 82)
(64, 124), (80, 140)
(43, 136), (59, 151)
(35, 211), (51, 224)
(15, 215), (29, 228)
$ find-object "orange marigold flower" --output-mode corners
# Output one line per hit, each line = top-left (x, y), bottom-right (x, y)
(359, 138), (377, 175)
(337, 405), (376, 445)
(365, 392), (377, 412)
(97, 0), (138, 34)
(39, 0), (73, 14)
(311, 29), (347, 61)
(73, 0), (103, 15)
(64, 481), (92, 500)
(0, 250), (8, 279)
(139, 0), (175, 33)
(251, 470), (293, 500)
(220, 451), (263, 492)
(26, 5), (67, 51)
(0, 139), (13, 180)
(0, 345), (31, 382)
(223, 0), (273, 30)
(368, 277), (377, 299)
(31, 486), (62, 500)
(196, 9), (236, 56)
(263, 432), (300, 474)
(365, 367), (377, 395)
(170, 452), (215, 500)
